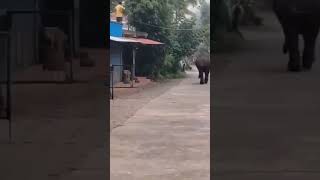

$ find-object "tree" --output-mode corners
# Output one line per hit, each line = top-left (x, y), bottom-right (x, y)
(110, 0), (120, 12)
(126, 0), (173, 44)
(199, 0), (210, 26)
(125, 0), (203, 78)
(171, 0), (198, 24)
(198, 0), (210, 49)
(169, 17), (200, 68)
(212, 0), (232, 31)
(125, 0), (173, 77)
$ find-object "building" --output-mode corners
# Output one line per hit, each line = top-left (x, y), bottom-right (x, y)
(109, 20), (163, 85)
(0, 0), (106, 73)
(0, 0), (107, 130)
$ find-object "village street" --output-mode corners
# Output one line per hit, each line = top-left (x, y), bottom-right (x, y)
(213, 10), (320, 179)
(0, 49), (108, 180)
(110, 67), (210, 180)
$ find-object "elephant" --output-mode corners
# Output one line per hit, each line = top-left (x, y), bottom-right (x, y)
(273, 0), (320, 72)
(194, 46), (210, 84)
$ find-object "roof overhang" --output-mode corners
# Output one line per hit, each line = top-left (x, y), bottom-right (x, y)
(128, 37), (164, 45)
(110, 36), (164, 45)
(110, 36), (139, 43)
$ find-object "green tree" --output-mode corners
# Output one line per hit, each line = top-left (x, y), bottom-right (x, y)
(125, 0), (203, 78)
(172, 0), (198, 23)
(110, 0), (119, 12)
(167, 17), (201, 73)
(212, 0), (232, 31)
(125, 0), (173, 78)
(197, 0), (210, 49)
(126, 0), (173, 44)
(199, 0), (210, 26)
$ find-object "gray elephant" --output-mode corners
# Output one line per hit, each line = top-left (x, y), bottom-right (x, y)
(194, 45), (210, 84)
(273, 0), (320, 72)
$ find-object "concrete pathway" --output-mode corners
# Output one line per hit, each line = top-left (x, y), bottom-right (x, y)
(111, 68), (210, 179)
(110, 79), (183, 129)
(57, 79), (183, 180)
(213, 11), (320, 179)
(0, 49), (108, 180)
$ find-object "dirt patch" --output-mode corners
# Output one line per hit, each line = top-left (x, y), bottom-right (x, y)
(112, 77), (157, 99)
(110, 78), (183, 129)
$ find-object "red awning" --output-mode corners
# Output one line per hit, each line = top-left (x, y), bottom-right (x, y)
(127, 38), (164, 45)
(110, 36), (164, 45)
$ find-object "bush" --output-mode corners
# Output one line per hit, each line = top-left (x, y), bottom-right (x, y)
(159, 53), (179, 75)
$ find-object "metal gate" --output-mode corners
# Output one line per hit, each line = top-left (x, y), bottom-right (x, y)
(109, 64), (134, 100)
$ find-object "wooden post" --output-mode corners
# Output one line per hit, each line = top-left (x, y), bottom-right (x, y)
(132, 46), (136, 87)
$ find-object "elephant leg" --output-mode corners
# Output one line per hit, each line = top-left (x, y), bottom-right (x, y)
(275, 14), (289, 54)
(302, 24), (320, 70)
(199, 69), (204, 84)
(204, 69), (209, 84)
(281, 23), (289, 54)
(285, 26), (301, 72)
(196, 65), (201, 78)
(283, 37), (288, 54)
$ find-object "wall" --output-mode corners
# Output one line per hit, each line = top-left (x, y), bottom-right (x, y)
(0, 0), (85, 74)
(0, 0), (38, 71)
(110, 41), (123, 84)
(110, 21), (123, 37)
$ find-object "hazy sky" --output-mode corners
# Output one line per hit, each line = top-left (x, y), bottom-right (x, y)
(186, 0), (210, 19)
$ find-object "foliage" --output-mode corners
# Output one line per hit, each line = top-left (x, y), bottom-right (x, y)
(170, 17), (200, 59)
(126, 0), (173, 44)
(210, 1), (227, 50)
(199, 0), (210, 26)
(171, 0), (198, 23)
(198, 0), (210, 49)
(212, 0), (232, 31)
(160, 53), (177, 75)
(125, 0), (173, 79)
(110, 0), (120, 12)
(125, 0), (209, 79)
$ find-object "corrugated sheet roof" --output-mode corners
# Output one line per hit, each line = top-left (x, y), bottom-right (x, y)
(128, 38), (164, 45)
(110, 36), (139, 43)
(110, 36), (164, 45)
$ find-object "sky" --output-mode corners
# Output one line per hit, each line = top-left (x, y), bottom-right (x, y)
(186, 0), (210, 19)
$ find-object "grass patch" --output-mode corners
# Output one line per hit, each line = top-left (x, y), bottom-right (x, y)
(153, 71), (187, 82)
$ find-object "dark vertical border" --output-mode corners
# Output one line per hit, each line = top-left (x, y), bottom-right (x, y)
(106, 2), (110, 180)
(210, 1), (214, 180)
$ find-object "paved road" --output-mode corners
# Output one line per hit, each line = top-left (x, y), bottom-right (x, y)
(111, 68), (210, 179)
(213, 11), (320, 179)
(111, 79), (183, 129)
(0, 50), (108, 180)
